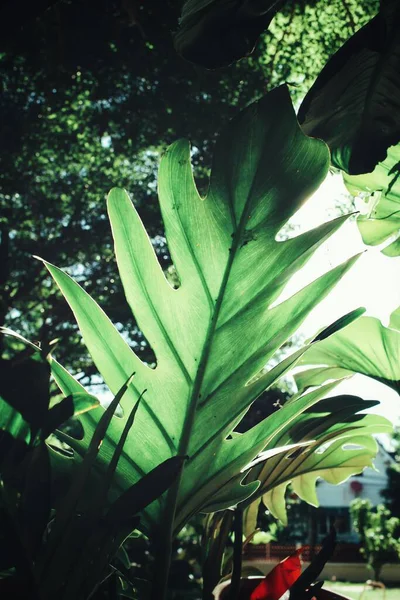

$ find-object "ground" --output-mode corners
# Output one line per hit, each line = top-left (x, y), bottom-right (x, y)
(324, 581), (400, 599)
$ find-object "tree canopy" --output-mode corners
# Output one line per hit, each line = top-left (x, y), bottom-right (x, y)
(0, 0), (378, 383)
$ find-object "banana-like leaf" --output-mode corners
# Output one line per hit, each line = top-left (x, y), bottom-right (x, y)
(298, 0), (400, 174)
(344, 143), (400, 256)
(296, 306), (400, 395)
(242, 391), (392, 524)
(174, 0), (284, 69)
(38, 86), (361, 535)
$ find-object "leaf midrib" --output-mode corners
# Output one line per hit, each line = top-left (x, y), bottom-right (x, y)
(178, 127), (264, 457)
(164, 128), (266, 529)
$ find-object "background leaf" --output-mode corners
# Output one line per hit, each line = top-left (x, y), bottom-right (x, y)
(344, 143), (400, 255)
(241, 389), (392, 525)
(298, 0), (400, 174)
(174, 0), (285, 68)
(297, 306), (400, 395)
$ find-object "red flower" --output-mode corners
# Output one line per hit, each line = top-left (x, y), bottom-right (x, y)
(250, 548), (303, 600)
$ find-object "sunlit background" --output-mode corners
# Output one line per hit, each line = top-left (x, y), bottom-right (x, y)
(281, 171), (400, 428)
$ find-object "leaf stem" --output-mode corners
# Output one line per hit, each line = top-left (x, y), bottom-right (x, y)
(151, 528), (173, 600)
(230, 507), (243, 600)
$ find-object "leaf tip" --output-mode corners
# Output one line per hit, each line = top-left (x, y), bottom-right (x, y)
(32, 254), (46, 263)
(107, 187), (131, 208)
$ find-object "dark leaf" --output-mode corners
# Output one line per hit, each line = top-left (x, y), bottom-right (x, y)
(0, 430), (29, 477)
(174, 0), (285, 68)
(0, 358), (50, 433)
(18, 443), (51, 557)
(299, 1), (400, 174)
(105, 456), (186, 525)
(100, 392), (144, 504)
(289, 528), (336, 599)
(41, 392), (99, 440)
(312, 308), (366, 342)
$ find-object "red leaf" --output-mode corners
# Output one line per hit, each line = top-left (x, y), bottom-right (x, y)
(250, 548), (303, 600)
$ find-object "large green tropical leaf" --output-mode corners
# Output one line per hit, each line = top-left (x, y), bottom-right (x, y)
(296, 305), (400, 395)
(37, 86), (361, 535)
(344, 143), (400, 256)
(242, 391), (392, 524)
(298, 0), (400, 174)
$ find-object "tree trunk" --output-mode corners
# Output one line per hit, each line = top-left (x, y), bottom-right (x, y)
(372, 560), (382, 582)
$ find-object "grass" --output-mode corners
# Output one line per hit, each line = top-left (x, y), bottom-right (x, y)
(324, 581), (400, 599)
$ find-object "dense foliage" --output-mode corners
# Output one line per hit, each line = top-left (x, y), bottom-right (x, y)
(383, 428), (400, 518)
(350, 499), (400, 581)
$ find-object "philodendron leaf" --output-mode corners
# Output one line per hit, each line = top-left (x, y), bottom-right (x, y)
(344, 143), (400, 256)
(39, 86), (361, 535)
(174, 0), (284, 68)
(298, 0), (400, 174)
(243, 390), (392, 524)
(296, 306), (400, 395)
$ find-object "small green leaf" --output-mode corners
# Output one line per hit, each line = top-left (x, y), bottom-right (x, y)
(344, 143), (400, 255)
(38, 376), (135, 578)
(299, 310), (400, 394)
(242, 499), (260, 538)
